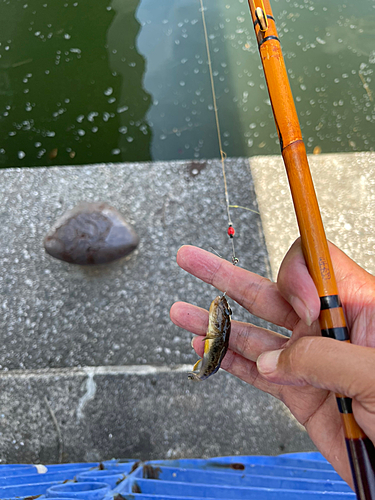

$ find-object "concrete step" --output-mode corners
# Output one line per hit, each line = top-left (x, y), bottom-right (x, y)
(0, 365), (311, 464)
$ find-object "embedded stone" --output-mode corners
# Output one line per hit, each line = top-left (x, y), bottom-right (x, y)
(44, 202), (140, 265)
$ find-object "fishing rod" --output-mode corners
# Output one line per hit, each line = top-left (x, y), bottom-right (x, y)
(247, 0), (375, 498)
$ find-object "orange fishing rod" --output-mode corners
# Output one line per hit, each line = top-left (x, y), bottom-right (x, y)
(247, 0), (375, 498)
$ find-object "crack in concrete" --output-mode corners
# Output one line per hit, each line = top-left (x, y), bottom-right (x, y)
(77, 368), (97, 422)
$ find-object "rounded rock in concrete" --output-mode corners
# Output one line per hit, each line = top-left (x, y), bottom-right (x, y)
(44, 202), (139, 265)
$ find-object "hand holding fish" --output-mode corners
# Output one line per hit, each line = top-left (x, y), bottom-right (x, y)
(170, 241), (375, 488)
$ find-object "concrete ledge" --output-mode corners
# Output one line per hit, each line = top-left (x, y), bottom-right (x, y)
(250, 152), (375, 279)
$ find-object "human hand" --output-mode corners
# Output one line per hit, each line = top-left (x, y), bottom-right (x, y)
(170, 241), (375, 486)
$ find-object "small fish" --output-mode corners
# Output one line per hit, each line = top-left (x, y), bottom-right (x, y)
(188, 295), (232, 381)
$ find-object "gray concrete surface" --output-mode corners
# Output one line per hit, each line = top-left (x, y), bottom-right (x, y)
(0, 366), (310, 464)
(250, 152), (375, 280)
(0, 158), (314, 463)
(0, 159), (269, 370)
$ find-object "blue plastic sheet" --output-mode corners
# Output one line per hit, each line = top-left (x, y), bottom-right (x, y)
(0, 453), (355, 500)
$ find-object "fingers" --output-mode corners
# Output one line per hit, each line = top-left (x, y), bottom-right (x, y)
(327, 243), (375, 343)
(170, 302), (208, 337)
(277, 239), (320, 327)
(277, 239), (375, 345)
(177, 245), (299, 330)
(329, 242), (375, 297)
(170, 301), (289, 362)
(170, 301), (287, 398)
(257, 337), (375, 444)
(219, 350), (284, 400)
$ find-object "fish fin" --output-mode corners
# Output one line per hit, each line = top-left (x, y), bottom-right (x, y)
(192, 359), (201, 371)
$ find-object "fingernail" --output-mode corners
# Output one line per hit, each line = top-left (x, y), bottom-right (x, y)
(289, 296), (313, 326)
(257, 349), (282, 374)
(191, 337), (195, 349)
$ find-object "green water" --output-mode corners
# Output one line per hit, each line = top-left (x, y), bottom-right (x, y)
(1, 0), (375, 167)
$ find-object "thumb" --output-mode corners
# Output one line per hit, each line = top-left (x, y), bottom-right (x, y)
(277, 239), (321, 326)
(257, 337), (375, 442)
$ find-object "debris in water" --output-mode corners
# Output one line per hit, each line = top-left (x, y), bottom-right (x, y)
(49, 148), (58, 160)
(359, 71), (373, 102)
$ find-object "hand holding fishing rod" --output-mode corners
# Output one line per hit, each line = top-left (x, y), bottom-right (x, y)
(171, 0), (375, 493)
(247, 0), (375, 497)
(170, 242), (375, 490)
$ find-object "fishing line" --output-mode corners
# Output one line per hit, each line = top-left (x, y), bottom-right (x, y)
(199, 0), (238, 265)
(229, 205), (260, 214)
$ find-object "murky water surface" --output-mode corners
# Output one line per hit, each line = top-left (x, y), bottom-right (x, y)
(1, 0), (375, 167)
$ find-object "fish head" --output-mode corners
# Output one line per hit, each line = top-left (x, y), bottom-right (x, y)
(210, 295), (232, 321)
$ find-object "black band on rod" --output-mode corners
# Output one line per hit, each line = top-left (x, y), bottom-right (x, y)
(320, 295), (342, 310)
(253, 15), (275, 28)
(337, 397), (353, 414)
(258, 35), (280, 47)
(321, 326), (350, 341)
